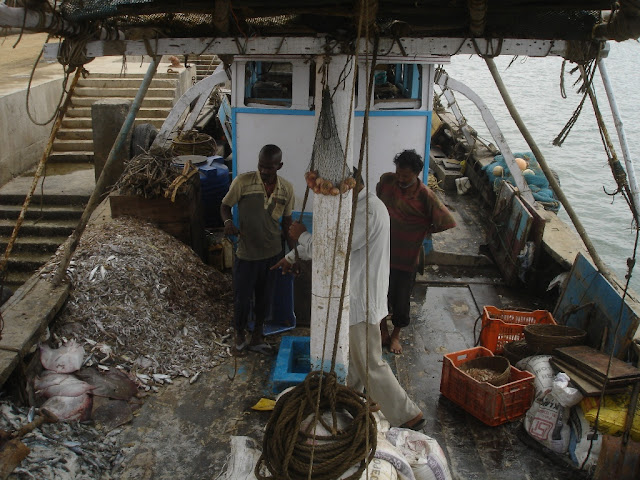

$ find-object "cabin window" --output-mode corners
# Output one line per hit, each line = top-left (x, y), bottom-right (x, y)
(373, 63), (421, 109)
(244, 61), (293, 107)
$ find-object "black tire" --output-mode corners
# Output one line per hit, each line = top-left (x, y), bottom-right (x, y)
(130, 123), (158, 158)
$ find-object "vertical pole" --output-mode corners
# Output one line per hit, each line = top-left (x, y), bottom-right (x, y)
(598, 58), (640, 219)
(310, 55), (355, 383)
(53, 57), (159, 285)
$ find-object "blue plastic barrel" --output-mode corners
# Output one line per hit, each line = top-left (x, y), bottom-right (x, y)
(198, 159), (230, 227)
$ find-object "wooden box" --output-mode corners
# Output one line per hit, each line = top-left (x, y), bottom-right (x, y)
(109, 180), (205, 259)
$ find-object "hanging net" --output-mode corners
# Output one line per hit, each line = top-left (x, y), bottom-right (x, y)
(304, 88), (356, 196)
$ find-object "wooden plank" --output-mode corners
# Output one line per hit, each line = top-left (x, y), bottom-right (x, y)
(42, 37), (569, 61)
(550, 358), (629, 396)
(554, 253), (640, 357)
(488, 182), (533, 286)
(0, 350), (19, 386)
(554, 345), (640, 381)
(110, 195), (195, 222)
(0, 279), (69, 358)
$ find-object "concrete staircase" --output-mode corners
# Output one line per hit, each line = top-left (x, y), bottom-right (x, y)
(50, 73), (182, 163)
(187, 54), (222, 83)
(0, 194), (87, 292)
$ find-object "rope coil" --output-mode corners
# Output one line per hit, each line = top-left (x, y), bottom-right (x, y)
(256, 371), (377, 480)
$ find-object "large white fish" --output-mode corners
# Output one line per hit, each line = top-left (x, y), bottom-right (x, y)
(41, 394), (93, 421)
(34, 371), (95, 398)
(40, 340), (85, 373)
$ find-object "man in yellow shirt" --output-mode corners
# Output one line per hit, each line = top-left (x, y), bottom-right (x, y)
(221, 145), (295, 355)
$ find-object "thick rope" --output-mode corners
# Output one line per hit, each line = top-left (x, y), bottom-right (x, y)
(256, 371), (377, 480)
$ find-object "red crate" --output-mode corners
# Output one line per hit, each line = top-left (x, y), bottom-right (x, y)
(439, 347), (535, 426)
(479, 306), (556, 354)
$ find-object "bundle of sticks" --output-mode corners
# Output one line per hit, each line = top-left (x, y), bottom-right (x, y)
(114, 150), (197, 200)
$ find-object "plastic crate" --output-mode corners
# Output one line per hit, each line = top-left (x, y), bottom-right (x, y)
(439, 347), (535, 426)
(479, 306), (556, 354)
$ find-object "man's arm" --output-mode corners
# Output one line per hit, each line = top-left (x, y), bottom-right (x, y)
(282, 215), (294, 249)
(220, 203), (240, 236)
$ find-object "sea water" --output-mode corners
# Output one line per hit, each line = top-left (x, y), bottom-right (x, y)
(444, 40), (640, 293)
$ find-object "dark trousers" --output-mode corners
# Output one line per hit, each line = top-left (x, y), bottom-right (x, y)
(387, 268), (416, 328)
(233, 253), (281, 335)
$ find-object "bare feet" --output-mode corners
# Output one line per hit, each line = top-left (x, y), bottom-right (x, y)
(380, 319), (391, 347)
(400, 412), (426, 431)
(389, 327), (403, 354)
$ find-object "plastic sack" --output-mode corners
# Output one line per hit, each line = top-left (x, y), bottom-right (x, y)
(223, 436), (261, 480)
(516, 355), (554, 398)
(374, 433), (416, 480)
(581, 392), (640, 441)
(524, 388), (571, 453)
(385, 428), (452, 480)
(568, 405), (601, 470)
(552, 372), (583, 407)
(341, 457), (399, 480)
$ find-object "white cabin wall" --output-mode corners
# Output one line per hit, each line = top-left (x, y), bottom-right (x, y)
(234, 112), (315, 210)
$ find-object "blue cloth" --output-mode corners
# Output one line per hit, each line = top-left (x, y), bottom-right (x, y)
(482, 152), (561, 212)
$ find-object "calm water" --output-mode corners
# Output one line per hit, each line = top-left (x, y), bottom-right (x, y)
(444, 41), (640, 292)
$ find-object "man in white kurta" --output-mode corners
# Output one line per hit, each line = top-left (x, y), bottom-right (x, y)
(274, 186), (424, 428)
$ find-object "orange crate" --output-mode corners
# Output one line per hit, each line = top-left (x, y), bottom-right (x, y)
(439, 347), (535, 426)
(479, 306), (556, 354)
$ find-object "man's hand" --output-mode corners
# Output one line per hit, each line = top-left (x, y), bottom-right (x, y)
(223, 221), (240, 236)
(271, 257), (297, 275)
(288, 221), (307, 242)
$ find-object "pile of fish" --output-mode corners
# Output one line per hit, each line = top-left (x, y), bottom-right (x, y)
(0, 401), (122, 479)
(40, 217), (234, 380)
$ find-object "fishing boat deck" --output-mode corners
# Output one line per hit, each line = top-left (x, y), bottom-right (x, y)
(109, 189), (590, 479)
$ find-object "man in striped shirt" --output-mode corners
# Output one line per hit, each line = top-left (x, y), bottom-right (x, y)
(377, 150), (456, 354)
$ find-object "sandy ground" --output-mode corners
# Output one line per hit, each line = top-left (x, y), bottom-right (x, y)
(0, 32), (64, 96)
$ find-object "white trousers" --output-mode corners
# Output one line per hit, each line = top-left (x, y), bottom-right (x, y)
(347, 321), (422, 426)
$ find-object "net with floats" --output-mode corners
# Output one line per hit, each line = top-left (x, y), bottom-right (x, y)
(304, 88), (356, 197)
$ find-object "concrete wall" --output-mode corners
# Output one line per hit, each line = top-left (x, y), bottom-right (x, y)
(0, 78), (63, 187)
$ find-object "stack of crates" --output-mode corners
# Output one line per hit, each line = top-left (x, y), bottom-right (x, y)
(440, 347), (535, 426)
(479, 306), (556, 354)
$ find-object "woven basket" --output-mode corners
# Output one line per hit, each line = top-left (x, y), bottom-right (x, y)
(523, 324), (587, 354)
(502, 340), (533, 365)
(171, 131), (217, 156)
(459, 355), (511, 386)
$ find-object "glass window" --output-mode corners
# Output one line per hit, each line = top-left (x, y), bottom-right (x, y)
(244, 61), (293, 107)
(373, 63), (422, 109)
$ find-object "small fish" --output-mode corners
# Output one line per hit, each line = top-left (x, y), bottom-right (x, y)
(97, 365), (110, 371)
(27, 406), (35, 423)
(189, 372), (201, 384)
(88, 265), (99, 281)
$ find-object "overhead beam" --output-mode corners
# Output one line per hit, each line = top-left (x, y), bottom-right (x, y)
(0, 5), (122, 40)
(43, 36), (573, 61)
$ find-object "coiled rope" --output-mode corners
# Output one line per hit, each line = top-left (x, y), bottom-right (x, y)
(256, 372), (376, 480)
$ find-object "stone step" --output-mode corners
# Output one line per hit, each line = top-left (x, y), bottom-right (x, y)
(48, 152), (94, 163)
(3, 251), (53, 272)
(74, 87), (176, 98)
(0, 218), (77, 237)
(51, 139), (93, 152)
(61, 117), (165, 129)
(2, 270), (34, 293)
(70, 97), (174, 108)
(85, 72), (181, 79)
(0, 194), (89, 207)
(0, 235), (68, 254)
(56, 129), (92, 141)
(77, 78), (178, 89)
(0, 204), (84, 221)
(66, 106), (172, 118)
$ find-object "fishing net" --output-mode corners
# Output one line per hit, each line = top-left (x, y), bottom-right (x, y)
(483, 152), (561, 212)
(305, 88), (355, 196)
